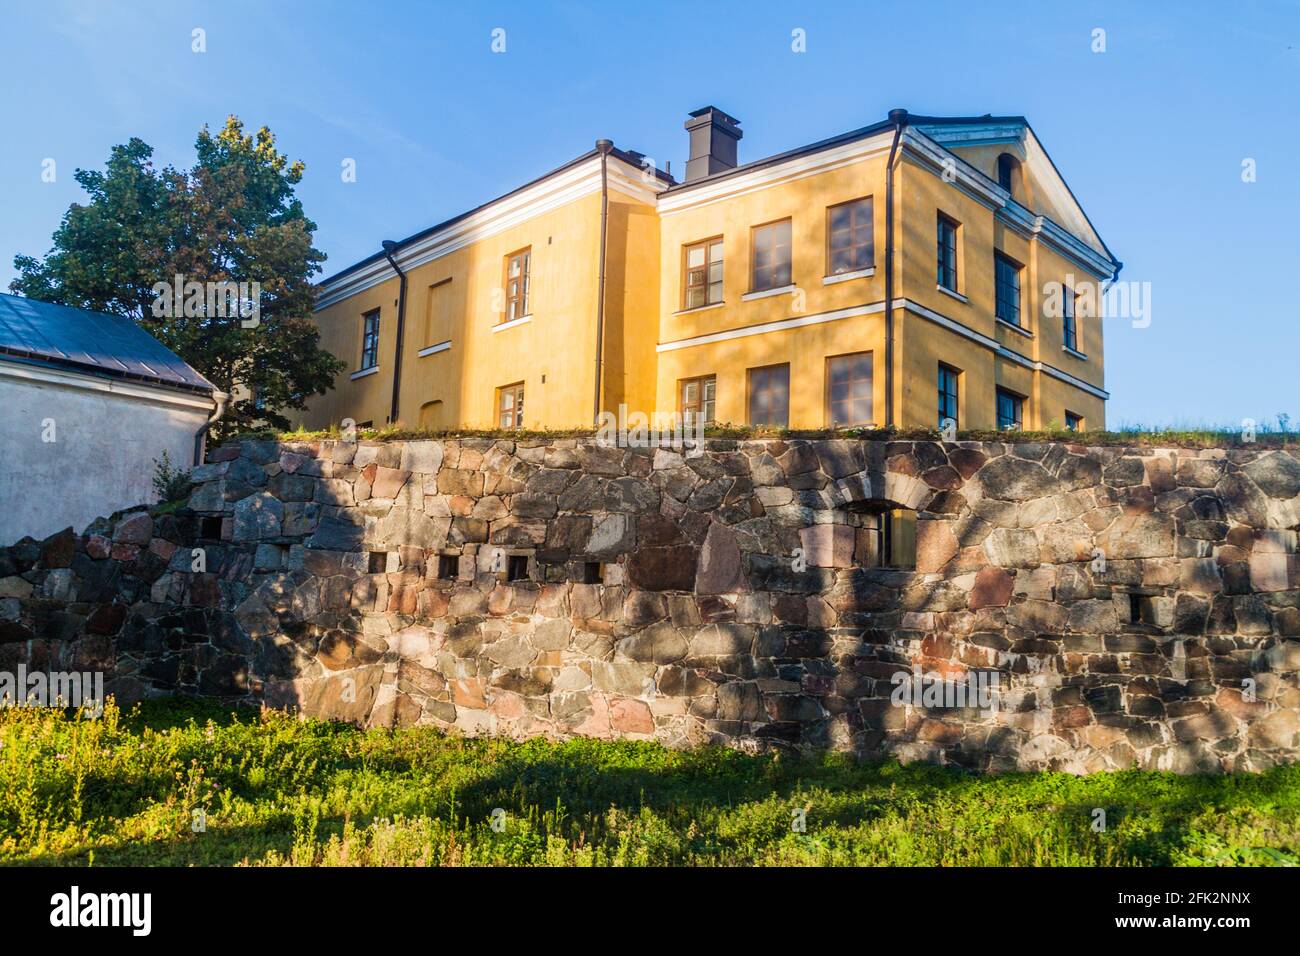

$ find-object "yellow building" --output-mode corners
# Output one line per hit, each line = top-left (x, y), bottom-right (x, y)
(300, 107), (1119, 433)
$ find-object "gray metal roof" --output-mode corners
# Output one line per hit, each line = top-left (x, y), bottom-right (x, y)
(0, 293), (214, 393)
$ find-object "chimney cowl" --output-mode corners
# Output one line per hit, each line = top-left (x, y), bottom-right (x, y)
(683, 106), (743, 183)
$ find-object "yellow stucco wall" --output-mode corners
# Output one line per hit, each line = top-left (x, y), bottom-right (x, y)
(599, 188), (662, 418)
(654, 157), (890, 427)
(896, 151), (1108, 430)
(299, 189), (606, 430)
(301, 131), (1111, 434)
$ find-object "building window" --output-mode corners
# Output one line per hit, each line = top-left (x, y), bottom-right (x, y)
(1065, 411), (1084, 431)
(359, 309), (380, 370)
(862, 508), (918, 569)
(504, 248), (531, 322)
(937, 364), (960, 430)
(683, 238), (723, 309)
(997, 153), (1019, 195)
(680, 375), (716, 426)
(826, 352), (873, 427)
(747, 363), (790, 427)
(498, 382), (524, 428)
(936, 214), (959, 292)
(996, 388), (1024, 431)
(1063, 286), (1079, 351)
(750, 219), (792, 293)
(827, 197), (873, 276)
(994, 252), (1021, 326)
(437, 554), (459, 580)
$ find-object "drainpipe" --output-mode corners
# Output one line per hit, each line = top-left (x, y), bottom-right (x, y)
(593, 139), (613, 425)
(381, 239), (408, 426)
(883, 108), (907, 429)
(192, 389), (229, 466)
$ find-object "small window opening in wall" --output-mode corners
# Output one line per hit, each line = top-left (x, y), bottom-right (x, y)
(368, 551), (388, 574)
(854, 506), (918, 569)
(507, 554), (530, 582)
(437, 554), (458, 580)
(1129, 592), (1143, 624)
(879, 508), (918, 569)
(581, 561), (603, 585)
(199, 516), (223, 539)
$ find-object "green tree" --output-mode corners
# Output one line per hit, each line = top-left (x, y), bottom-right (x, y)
(10, 116), (344, 436)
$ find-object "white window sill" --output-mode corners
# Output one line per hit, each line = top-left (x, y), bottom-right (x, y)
(350, 366), (379, 381)
(823, 268), (875, 285)
(1063, 345), (1088, 360)
(741, 284), (796, 302)
(418, 340), (451, 357)
(996, 318), (1033, 338)
(493, 314), (533, 333)
(937, 284), (968, 303)
(673, 301), (726, 316)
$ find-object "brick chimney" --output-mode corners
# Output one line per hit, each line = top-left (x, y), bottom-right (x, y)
(684, 106), (742, 182)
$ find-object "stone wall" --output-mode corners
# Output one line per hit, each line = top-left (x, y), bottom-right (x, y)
(2, 436), (1299, 773)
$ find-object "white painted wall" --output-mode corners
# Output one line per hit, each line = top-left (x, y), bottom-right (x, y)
(0, 359), (213, 543)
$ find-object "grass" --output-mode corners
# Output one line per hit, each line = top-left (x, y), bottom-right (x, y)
(239, 419), (1298, 449)
(1, 698), (1297, 867)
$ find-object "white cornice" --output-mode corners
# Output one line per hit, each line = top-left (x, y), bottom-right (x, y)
(316, 156), (666, 310)
(902, 129), (1115, 280)
(655, 295), (1108, 400)
(656, 126), (1115, 280)
(896, 298), (1109, 400)
(656, 132), (894, 216)
(657, 303), (885, 352)
(0, 357), (217, 411)
(907, 127), (1115, 279)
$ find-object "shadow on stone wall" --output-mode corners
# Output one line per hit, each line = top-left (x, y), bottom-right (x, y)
(2, 437), (1298, 773)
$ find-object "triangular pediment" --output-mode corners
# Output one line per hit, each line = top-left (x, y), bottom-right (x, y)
(914, 119), (1112, 263)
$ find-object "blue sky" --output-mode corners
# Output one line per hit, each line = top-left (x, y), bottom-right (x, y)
(1, 0), (1297, 428)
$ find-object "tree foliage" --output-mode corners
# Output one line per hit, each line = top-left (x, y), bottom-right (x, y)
(10, 117), (344, 436)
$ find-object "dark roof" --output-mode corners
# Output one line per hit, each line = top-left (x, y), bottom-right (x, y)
(319, 144), (673, 288)
(662, 111), (1028, 193)
(662, 108), (1117, 271)
(319, 110), (1115, 290)
(0, 293), (215, 394)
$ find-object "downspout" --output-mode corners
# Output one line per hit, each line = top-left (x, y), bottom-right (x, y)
(381, 239), (408, 426)
(193, 389), (229, 466)
(883, 108), (908, 429)
(593, 139), (613, 425)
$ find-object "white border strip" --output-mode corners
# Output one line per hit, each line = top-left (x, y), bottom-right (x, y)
(417, 340), (451, 357)
(897, 298), (1109, 400)
(491, 315), (532, 333)
(656, 302), (884, 352)
(316, 157), (665, 309)
(824, 267), (874, 285)
(658, 134), (893, 215)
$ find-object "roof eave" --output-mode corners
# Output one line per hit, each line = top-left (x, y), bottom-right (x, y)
(317, 146), (674, 289)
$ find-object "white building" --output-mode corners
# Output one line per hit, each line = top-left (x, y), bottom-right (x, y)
(0, 293), (226, 542)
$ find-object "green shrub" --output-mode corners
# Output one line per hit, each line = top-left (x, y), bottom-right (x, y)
(151, 450), (192, 504)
